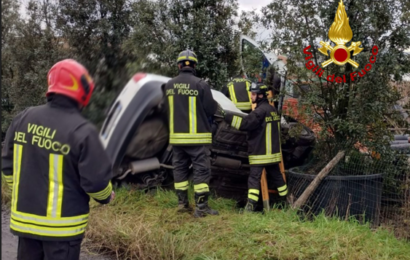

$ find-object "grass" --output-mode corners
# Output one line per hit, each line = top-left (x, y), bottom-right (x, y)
(84, 187), (410, 260)
(2, 180), (410, 260)
(1, 175), (12, 207)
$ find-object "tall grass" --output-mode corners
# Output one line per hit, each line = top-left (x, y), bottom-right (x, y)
(2, 179), (409, 259)
(84, 187), (410, 260)
(1, 175), (12, 207)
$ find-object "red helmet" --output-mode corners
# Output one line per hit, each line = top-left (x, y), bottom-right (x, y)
(46, 59), (95, 107)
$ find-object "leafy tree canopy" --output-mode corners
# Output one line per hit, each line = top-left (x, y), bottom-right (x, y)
(260, 0), (410, 157)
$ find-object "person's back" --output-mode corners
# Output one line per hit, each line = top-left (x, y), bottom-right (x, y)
(222, 76), (252, 113)
(166, 67), (216, 144)
(2, 59), (114, 260)
(164, 49), (219, 218)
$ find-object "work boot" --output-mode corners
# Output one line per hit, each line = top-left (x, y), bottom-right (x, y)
(176, 190), (193, 213)
(244, 198), (258, 213)
(193, 192), (219, 218)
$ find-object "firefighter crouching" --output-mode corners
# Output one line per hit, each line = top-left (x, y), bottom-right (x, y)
(222, 83), (288, 212)
(221, 75), (253, 113)
(1, 59), (115, 260)
(164, 49), (219, 218)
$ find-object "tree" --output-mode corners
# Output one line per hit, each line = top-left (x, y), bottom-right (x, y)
(1, 0), (21, 136)
(57, 0), (135, 126)
(1, 0), (66, 137)
(124, 0), (247, 89)
(260, 0), (410, 158)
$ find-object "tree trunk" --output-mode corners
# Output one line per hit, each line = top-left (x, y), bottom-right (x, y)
(292, 150), (346, 209)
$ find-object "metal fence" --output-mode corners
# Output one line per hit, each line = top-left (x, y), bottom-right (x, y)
(286, 139), (410, 240)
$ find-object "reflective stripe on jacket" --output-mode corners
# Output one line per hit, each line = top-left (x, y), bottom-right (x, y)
(164, 67), (218, 145)
(226, 78), (252, 111)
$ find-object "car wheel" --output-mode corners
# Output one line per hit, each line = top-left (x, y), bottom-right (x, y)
(125, 118), (169, 159)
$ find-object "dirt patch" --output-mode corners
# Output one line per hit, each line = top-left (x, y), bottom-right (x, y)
(1, 206), (113, 260)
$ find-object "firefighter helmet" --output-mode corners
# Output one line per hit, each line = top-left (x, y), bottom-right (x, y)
(46, 59), (95, 107)
(177, 49), (198, 66)
(249, 83), (268, 95)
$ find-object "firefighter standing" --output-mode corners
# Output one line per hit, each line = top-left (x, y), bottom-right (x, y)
(1, 59), (114, 260)
(221, 75), (253, 113)
(222, 83), (288, 211)
(164, 50), (219, 218)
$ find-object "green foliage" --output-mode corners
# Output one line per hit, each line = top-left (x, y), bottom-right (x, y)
(57, 0), (136, 126)
(1, 0), (67, 135)
(260, 0), (410, 157)
(1, 0), (20, 135)
(241, 41), (265, 82)
(124, 0), (246, 90)
(2, 0), (258, 133)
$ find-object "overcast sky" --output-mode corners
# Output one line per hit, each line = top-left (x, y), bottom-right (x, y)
(238, 0), (270, 12)
(238, 0), (272, 41)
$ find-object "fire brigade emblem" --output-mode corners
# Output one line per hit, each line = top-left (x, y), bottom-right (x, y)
(318, 0), (363, 68)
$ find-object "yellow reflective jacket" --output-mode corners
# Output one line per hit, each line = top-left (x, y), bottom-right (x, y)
(164, 67), (218, 146)
(224, 99), (282, 166)
(222, 77), (252, 112)
(1, 95), (113, 241)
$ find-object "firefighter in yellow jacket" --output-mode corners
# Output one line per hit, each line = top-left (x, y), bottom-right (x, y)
(1, 59), (114, 260)
(164, 50), (219, 218)
(222, 83), (288, 211)
(221, 75), (253, 113)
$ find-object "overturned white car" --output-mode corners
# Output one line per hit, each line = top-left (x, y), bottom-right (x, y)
(99, 73), (315, 203)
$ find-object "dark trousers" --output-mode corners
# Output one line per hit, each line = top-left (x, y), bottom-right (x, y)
(17, 237), (82, 260)
(249, 164), (287, 196)
(172, 146), (211, 189)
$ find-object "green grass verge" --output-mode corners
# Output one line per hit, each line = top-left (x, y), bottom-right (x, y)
(2, 175), (12, 206)
(82, 187), (410, 260)
(2, 178), (408, 260)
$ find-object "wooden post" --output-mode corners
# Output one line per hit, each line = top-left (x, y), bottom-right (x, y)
(292, 150), (345, 209)
(260, 170), (270, 210)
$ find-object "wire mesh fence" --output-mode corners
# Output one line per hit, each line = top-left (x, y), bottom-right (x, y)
(286, 138), (410, 240)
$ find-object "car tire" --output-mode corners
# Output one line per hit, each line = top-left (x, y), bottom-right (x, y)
(125, 118), (169, 159)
